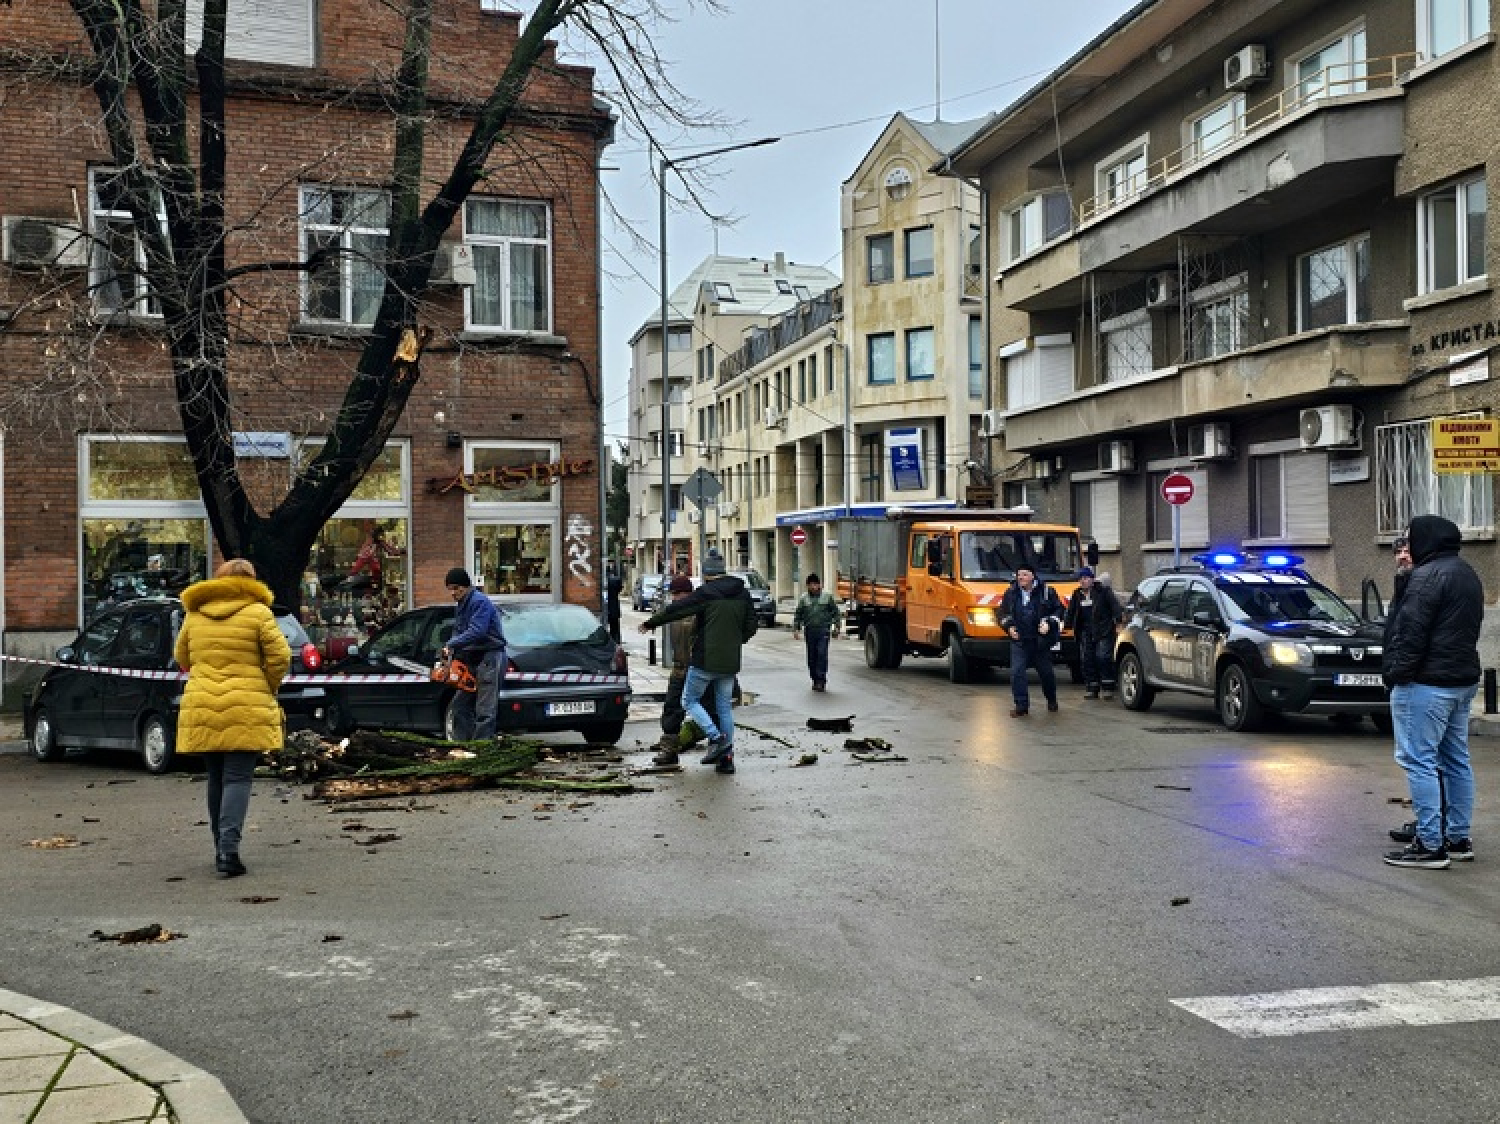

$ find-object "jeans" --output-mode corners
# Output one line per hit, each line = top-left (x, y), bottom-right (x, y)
(1079, 633), (1115, 691)
(1010, 637), (1057, 712)
(205, 751), (259, 857)
(452, 649), (504, 741)
(804, 629), (831, 684)
(1391, 682), (1478, 848)
(681, 666), (737, 747)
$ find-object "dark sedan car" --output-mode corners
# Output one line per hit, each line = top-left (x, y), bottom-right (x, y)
(24, 597), (326, 773)
(319, 600), (632, 744)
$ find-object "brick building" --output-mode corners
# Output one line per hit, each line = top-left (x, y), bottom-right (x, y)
(0, 0), (612, 678)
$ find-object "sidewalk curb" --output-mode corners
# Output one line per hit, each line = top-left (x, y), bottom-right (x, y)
(0, 987), (248, 1124)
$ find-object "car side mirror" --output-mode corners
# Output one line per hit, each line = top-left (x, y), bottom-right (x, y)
(1086, 541), (1100, 567)
(55, 646), (76, 664)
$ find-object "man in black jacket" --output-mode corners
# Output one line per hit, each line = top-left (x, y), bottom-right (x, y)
(1380, 515), (1485, 870)
(999, 565), (1065, 717)
(1062, 566), (1123, 700)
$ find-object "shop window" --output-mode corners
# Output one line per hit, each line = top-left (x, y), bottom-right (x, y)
(465, 441), (563, 601)
(471, 523), (555, 596)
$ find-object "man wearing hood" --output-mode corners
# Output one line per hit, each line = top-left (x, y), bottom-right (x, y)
(640, 549), (757, 774)
(1381, 514), (1485, 869)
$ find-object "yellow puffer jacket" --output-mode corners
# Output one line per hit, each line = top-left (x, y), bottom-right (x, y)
(173, 575), (291, 754)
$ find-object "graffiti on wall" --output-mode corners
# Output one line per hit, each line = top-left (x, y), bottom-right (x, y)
(565, 514), (594, 586)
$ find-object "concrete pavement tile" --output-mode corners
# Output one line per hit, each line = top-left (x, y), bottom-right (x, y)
(0, 1053), (67, 1092)
(54, 1049), (136, 1090)
(0, 1091), (45, 1124)
(0, 1027), (69, 1058)
(29, 1080), (163, 1124)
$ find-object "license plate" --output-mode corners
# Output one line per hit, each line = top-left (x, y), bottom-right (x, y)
(1335, 673), (1383, 687)
(546, 700), (596, 716)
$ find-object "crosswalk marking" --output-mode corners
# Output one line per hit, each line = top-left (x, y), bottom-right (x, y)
(1172, 976), (1500, 1037)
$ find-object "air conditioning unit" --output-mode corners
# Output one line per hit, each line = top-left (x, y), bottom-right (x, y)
(979, 409), (1005, 438)
(1098, 439), (1136, 474)
(764, 407), (786, 430)
(687, 509), (702, 524)
(1146, 271), (1179, 308)
(717, 501), (740, 518)
(1224, 45), (1270, 91)
(2, 216), (88, 269)
(429, 243), (477, 287)
(1187, 421), (1232, 461)
(1299, 404), (1357, 449)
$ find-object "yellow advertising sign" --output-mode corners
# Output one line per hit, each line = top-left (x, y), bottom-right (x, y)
(1432, 417), (1500, 474)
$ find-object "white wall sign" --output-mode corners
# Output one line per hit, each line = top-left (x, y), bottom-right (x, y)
(1327, 456), (1370, 485)
(233, 431), (292, 458)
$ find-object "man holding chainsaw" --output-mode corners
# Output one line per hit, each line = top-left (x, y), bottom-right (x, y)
(442, 567), (507, 741)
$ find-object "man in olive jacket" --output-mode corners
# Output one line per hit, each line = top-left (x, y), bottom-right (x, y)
(640, 549), (757, 774)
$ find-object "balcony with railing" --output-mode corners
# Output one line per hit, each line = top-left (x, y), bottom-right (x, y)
(717, 288), (842, 386)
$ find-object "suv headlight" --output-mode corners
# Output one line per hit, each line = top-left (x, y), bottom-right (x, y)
(967, 607), (997, 628)
(1261, 639), (1314, 668)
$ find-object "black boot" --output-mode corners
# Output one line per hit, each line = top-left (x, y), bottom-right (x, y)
(217, 853), (247, 878)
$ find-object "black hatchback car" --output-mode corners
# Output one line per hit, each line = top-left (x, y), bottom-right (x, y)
(319, 600), (632, 744)
(1114, 552), (1391, 733)
(24, 597), (327, 773)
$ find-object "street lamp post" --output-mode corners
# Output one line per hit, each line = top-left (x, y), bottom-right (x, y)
(658, 136), (778, 580)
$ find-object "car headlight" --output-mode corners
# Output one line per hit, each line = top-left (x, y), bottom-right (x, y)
(967, 607), (997, 628)
(1262, 640), (1314, 668)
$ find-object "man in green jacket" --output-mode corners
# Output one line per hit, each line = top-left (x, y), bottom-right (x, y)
(640, 549), (757, 774)
(792, 573), (842, 691)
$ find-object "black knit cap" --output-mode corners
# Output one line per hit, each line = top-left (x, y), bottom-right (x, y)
(445, 567), (473, 588)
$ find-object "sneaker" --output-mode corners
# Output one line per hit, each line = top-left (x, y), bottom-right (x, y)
(1383, 840), (1450, 869)
(1389, 820), (1417, 844)
(1446, 838), (1475, 861)
(715, 754), (736, 775)
(700, 738), (732, 765)
(1046, 699), (1059, 712)
(651, 749), (680, 766)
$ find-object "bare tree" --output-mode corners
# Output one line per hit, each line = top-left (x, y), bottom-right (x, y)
(4, 0), (717, 607)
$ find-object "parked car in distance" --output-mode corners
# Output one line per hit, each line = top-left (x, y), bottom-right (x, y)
(24, 597), (326, 774)
(320, 599), (632, 744)
(728, 569), (776, 627)
(632, 573), (664, 612)
(1114, 551), (1391, 733)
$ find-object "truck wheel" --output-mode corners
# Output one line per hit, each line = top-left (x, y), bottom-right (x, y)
(882, 621), (904, 669)
(946, 633), (971, 684)
(1117, 651), (1155, 711)
(864, 626), (889, 669)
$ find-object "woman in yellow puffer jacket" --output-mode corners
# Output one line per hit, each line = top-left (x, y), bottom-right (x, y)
(174, 559), (290, 878)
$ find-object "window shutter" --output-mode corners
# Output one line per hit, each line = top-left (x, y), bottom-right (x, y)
(187, 0), (316, 67)
(1284, 451), (1329, 539)
(1039, 338), (1074, 401)
(1180, 468), (1208, 544)
(1092, 478), (1120, 550)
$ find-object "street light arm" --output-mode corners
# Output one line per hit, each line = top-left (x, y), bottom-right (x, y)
(663, 135), (781, 172)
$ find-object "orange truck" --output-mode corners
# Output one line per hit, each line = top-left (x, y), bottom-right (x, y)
(836, 507), (1094, 683)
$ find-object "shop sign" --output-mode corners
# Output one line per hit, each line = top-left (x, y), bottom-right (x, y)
(1411, 320), (1500, 358)
(233, 431), (291, 458)
(1432, 418), (1500, 475)
(887, 428), (924, 492)
(428, 456), (594, 495)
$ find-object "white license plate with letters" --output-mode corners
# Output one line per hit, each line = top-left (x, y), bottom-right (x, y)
(546, 700), (596, 716)
(1335, 673), (1383, 687)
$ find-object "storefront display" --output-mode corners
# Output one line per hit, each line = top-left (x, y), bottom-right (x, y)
(463, 441), (562, 602)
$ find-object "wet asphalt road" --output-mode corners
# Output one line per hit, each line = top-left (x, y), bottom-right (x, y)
(3, 613), (1500, 1123)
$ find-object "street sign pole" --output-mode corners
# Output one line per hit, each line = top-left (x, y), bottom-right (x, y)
(1173, 504), (1181, 569)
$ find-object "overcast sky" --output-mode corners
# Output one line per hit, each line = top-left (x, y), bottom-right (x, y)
(547, 0), (1131, 448)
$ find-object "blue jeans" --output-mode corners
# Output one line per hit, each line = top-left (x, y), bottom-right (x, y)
(804, 629), (831, 684)
(452, 649), (504, 741)
(205, 751), (259, 857)
(1391, 682), (1477, 848)
(1079, 632), (1113, 691)
(1010, 637), (1058, 712)
(681, 666), (736, 747)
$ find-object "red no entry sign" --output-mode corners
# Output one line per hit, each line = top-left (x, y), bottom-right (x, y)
(790, 526), (808, 546)
(1161, 472), (1195, 506)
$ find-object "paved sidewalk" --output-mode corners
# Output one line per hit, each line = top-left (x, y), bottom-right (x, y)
(0, 989), (246, 1124)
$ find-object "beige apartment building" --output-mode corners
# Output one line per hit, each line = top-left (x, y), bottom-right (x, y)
(944, 0), (1498, 601)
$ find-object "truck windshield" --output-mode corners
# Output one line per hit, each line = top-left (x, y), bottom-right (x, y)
(960, 531), (1082, 582)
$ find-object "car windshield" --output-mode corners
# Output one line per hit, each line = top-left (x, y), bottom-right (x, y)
(1217, 574), (1361, 626)
(502, 604), (608, 647)
(733, 571), (768, 590)
(959, 531), (1082, 581)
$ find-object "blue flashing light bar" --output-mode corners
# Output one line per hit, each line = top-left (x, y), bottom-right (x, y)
(1259, 552), (1305, 569)
(1193, 551), (1246, 568)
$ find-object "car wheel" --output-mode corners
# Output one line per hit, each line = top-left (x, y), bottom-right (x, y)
(1370, 711), (1394, 736)
(1217, 663), (1264, 732)
(139, 714), (176, 774)
(443, 694), (463, 742)
(30, 708), (64, 762)
(947, 632), (972, 684)
(580, 720), (626, 746)
(1117, 650), (1155, 711)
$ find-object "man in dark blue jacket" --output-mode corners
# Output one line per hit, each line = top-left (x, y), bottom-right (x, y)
(999, 565), (1065, 717)
(442, 567), (507, 741)
(1381, 515), (1484, 869)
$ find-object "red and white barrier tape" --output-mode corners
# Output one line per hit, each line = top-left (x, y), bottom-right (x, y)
(0, 653), (628, 688)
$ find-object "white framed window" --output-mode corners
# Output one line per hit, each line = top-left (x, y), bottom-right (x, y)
(1297, 233), (1371, 331)
(968, 317), (984, 399)
(713, 281), (737, 302)
(868, 233), (895, 283)
(1095, 136), (1149, 207)
(1100, 309), (1153, 382)
(652, 431), (685, 459)
(1188, 95), (1244, 160)
(1418, 174), (1487, 293)
(1419, 0), (1490, 60)
(965, 224), (984, 298)
(905, 226), (935, 278)
(1188, 276), (1249, 360)
(1146, 467), (1208, 546)
(88, 168), (166, 317)
(1290, 25), (1367, 104)
(868, 333), (896, 385)
(1004, 190), (1071, 264)
(666, 326), (692, 351)
(1376, 414), (1494, 534)
(300, 186), (389, 326)
(906, 327), (935, 381)
(1250, 451), (1330, 541)
(185, 0), (315, 67)
(465, 198), (551, 334)
(1072, 478), (1121, 551)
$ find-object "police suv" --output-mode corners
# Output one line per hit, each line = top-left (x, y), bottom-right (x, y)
(1114, 552), (1391, 733)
